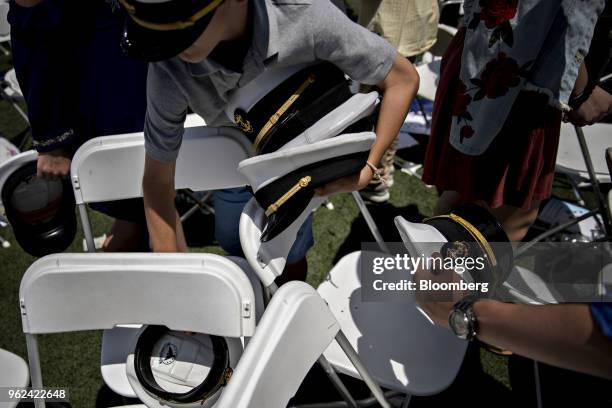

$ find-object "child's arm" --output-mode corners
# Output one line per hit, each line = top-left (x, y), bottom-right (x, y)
(142, 155), (188, 252)
(141, 64), (189, 252)
(316, 54), (419, 196)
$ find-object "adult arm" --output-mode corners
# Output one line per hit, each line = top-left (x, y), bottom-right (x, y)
(10, 0), (81, 178)
(416, 268), (612, 379)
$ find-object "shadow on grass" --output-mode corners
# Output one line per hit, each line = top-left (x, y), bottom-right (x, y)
(332, 202), (425, 265)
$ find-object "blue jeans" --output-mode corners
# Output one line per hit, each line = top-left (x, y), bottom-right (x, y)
(212, 187), (314, 263)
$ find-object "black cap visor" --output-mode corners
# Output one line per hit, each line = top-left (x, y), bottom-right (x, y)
(121, 10), (215, 62)
(2, 162), (76, 257)
(256, 151), (369, 242)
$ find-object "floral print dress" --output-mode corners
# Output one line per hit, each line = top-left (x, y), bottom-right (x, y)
(422, 0), (605, 209)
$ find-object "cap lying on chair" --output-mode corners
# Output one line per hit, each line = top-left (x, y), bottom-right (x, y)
(119, 0), (221, 61)
(1, 160), (76, 257)
(127, 325), (242, 407)
(239, 132), (376, 242)
(394, 203), (514, 295)
(227, 62), (379, 155)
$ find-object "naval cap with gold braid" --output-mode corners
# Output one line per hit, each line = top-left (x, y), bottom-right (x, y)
(395, 203), (514, 297)
(120, 0), (223, 61)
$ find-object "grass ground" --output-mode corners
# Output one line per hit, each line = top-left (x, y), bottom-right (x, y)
(0, 21), (515, 406)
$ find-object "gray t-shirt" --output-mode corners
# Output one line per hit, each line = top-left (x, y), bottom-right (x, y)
(144, 0), (397, 162)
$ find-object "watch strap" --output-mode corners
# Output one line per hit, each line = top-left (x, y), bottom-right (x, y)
(450, 295), (479, 341)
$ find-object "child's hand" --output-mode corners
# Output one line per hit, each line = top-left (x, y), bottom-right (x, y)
(314, 165), (373, 197)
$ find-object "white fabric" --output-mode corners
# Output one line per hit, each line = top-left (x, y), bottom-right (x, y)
(224, 64), (310, 121)
(238, 132), (376, 192)
(280, 92), (379, 151)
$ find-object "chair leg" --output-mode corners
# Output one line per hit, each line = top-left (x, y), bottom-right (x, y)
(401, 394), (412, 408)
(318, 355), (358, 408)
(575, 126), (612, 236)
(267, 282), (359, 408)
(351, 192), (390, 253)
(335, 330), (391, 408)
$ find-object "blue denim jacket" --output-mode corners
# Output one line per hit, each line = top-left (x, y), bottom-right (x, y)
(8, 0), (147, 152)
(450, 0), (605, 156)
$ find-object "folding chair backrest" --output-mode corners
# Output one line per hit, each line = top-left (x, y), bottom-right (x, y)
(239, 196), (325, 286)
(71, 125), (251, 205)
(0, 2), (9, 39)
(20, 253), (256, 336)
(215, 281), (340, 408)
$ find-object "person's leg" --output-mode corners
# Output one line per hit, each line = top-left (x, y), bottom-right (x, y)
(102, 219), (148, 252)
(434, 190), (461, 216)
(88, 199), (149, 252)
(274, 213), (314, 286)
(434, 190), (540, 242)
(484, 200), (540, 243)
(213, 187), (314, 283)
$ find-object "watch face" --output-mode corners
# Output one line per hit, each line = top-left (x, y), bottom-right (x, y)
(449, 310), (469, 339)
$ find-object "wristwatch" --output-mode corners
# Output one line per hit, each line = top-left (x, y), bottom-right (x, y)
(448, 296), (479, 341)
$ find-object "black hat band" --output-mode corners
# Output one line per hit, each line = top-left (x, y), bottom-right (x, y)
(425, 213), (498, 270)
(119, 0), (223, 31)
(134, 325), (232, 404)
(234, 63), (351, 154)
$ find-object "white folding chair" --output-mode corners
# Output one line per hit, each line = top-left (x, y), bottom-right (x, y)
(0, 348), (29, 408)
(0, 0), (10, 55)
(69, 124), (254, 398)
(240, 200), (465, 407)
(70, 123), (251, 252)
(317, 251), (467, 399)
(19, 252), (339, 408)
(517, 123), (612, 253)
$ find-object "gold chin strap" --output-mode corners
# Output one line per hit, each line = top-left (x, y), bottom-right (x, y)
(120, 0), (223, 31)
(253, 74), (316, 153)
(265, 176), (312, 217)
(425, 213), (498, 269)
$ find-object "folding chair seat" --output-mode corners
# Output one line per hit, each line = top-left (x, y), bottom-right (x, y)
(0, 1), (10, 49)
(19, 252), (334, 408)
(317, 251), (467, 396)
(0, 348), (29, 408)
(240, 198), (463, 405)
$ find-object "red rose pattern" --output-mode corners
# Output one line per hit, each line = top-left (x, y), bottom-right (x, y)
(452, 80), (472, 117)
(460, 126), (475, 143)
(479, 0), (518, 29)
(479, 52), (521, 98)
